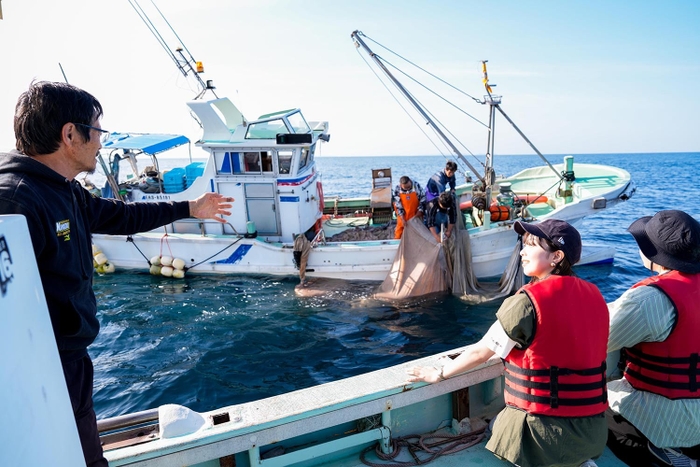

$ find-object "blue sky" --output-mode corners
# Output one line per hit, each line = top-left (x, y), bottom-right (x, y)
(1, 0), (698, 157)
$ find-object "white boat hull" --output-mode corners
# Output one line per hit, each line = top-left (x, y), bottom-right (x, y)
(94, 204), (617, 282)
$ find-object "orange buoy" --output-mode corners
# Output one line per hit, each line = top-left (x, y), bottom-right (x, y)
(489, 205), (510, 222)
(517, 194), (548, 204)
(459, 200), (473, 210)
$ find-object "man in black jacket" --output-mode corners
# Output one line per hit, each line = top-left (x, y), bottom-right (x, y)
(0, 81), (233, 466)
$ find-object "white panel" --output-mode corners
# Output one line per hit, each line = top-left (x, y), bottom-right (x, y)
(247, 199), (279, 234)
(244, 183), (275, 198)
(0, 215), (86, 467)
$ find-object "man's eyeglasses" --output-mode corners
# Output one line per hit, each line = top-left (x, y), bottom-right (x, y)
(74, 123), (111, 144)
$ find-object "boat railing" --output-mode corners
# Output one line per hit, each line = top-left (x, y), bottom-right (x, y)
(102, 350), (506, 466)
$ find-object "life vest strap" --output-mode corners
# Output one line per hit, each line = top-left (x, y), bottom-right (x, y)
(625, 367), (700, 393)
(504, 385), (607, 409)
(626, 347), (699, 365)
(504, 361), (606, 377)
(505, 372), (606, 392)
(626, 352), (699, 376)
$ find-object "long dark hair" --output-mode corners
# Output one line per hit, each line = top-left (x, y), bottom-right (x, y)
(14, 81), (103, 156)
(523, 231), (575, 283)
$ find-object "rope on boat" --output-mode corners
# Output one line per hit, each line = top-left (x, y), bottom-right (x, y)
(187, 237), (244, 270)
(359, 427), (486, 467)
(126, 235), (151, 263)
(125, 234), (244, 270)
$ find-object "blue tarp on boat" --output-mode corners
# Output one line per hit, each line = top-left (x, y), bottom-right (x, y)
(102, 133), (190, 155)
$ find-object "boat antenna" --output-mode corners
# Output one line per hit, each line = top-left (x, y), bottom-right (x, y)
(351, 30), (486, 184)
(479, 61), (562, 181)
(58, 63), (69, 84)
(128, 0), (218, 100)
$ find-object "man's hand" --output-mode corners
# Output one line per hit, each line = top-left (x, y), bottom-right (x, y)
(189, 193), (234, 224)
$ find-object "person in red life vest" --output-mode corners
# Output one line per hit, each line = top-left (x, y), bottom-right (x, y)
(425, 160), (457, 202)
(392, 176), (426, 239)
(407, 219), (609, 467)
(606, 210), (700, 467)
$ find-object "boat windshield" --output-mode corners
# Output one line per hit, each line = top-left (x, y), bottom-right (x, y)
(245, 118), (289, 139)
(286, 111), (310, 134)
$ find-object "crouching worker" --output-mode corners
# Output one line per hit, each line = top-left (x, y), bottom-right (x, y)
(425, 191), (456, 243)
(407, 219), (609, 467)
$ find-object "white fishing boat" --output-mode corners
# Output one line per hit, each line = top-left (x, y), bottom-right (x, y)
(3, 211), (628, 466)
(90, 25), (634, 285)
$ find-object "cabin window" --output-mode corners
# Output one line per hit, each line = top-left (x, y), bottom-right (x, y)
(245, 118), (289, 139)
(278, 150), (293, 175)
(216, 151), (243, 174)
(240, 151), (274, 174)
(287, 111), (310, 134)
(243, 152), (261, 173)
(298, 148), (310, 171)
(261, 151), (273, 173)
(307, 143), (316, 165)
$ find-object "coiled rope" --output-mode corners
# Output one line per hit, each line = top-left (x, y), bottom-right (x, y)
(360, 427), (485, 467)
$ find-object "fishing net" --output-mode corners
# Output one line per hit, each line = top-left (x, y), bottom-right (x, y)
(374, 217), (451, 300)
(293, 234), (312, 282)
(374, 215), (524, 303)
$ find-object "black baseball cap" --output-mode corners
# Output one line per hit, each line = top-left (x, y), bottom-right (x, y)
(514, 219), (582, 265)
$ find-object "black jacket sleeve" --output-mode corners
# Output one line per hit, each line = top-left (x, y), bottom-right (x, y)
(79, 186), (191, 235)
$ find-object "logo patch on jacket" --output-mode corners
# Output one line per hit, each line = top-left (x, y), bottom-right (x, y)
(56, 219), (71, 241)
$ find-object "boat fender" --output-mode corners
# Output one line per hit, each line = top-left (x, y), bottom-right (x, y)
(172, 268), (185, 279)
(160, 266), (174, 277)
(92, 244), (115, 274)
(150, 256), (186, 277)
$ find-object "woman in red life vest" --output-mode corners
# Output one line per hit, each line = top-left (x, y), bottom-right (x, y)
(407, 219), (609, 467)
(606, 210), (700, 467)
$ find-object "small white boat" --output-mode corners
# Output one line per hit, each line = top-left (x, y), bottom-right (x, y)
(90, 29), (633, 284)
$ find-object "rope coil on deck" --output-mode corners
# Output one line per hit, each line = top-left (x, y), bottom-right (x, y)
(360, 427), (486, 467)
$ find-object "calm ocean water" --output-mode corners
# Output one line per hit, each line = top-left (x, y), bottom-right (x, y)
(91, 152), (700, 419)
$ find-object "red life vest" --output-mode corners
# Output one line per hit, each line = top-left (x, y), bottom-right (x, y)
(624, 271), (700, 399)
(504, 275), (609, 417)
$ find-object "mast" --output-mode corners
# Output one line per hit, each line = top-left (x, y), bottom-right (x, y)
(479, 61), (562, 180)
(128, 0), (218, 100)
(351, 31), (485, 184)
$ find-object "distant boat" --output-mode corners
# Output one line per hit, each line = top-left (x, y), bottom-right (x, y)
(91, 31), (633, 283)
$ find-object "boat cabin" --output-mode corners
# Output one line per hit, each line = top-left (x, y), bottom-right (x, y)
(99, 98), (330, 244)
